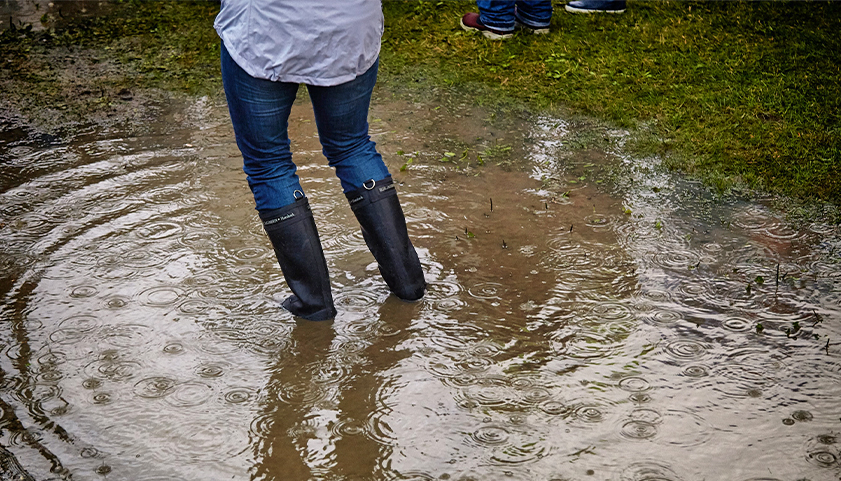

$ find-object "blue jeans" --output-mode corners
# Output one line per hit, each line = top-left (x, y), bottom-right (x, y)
(477, 0), (553, 31)
(221, 43), (391, 212)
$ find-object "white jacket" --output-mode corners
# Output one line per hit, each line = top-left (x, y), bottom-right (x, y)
(215, 0), (383, 86)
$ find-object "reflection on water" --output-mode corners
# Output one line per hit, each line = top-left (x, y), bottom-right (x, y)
(1, 91), (840, 480)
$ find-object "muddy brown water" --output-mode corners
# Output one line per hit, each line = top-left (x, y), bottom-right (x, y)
(1, 89), (840, 481)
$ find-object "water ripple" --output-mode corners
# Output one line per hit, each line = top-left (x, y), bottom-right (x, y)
(590, 302), (632, 321)
(655, 409), (714, 448)
(681, 365), (711, 378)
(244, 336), (292, 356)
(470, 425), (510, 446)
(68, 285), (98, 298)
(91, 391), (114, 405)
(584, 213), (614, 229)
(57, 315), (100, 333)
(567, 397), (617, 425)
(136, 221), (183, 240)
(330, 418), (367, 438)
(274, 382), (327, 406)
(222, 387), (257, 405)
(552, 330), (622, 360)
(618, 376), (651, 392)
(467, 282), (505, 300)
(467, 341), (501, 358)
(429, 296), (467, 312)
(618, 461), (685, 481)
(120, 247), (171, 269)
(804, 434), (840, 468)
(455, 356), (494, 374)
(304, 360), (350, 384)
(249, 412), (275, 439)
(103, 295), (131, 309)
(165, 381), (214, 408)
(195, 363), (226, 378)
(84, 359), (143, 382)
(652, 249), (702, 271)
(37, 351), (67, 369)
(98, 324), (152, 348)
(365, 410), (397, 446)
(425, 279), (463, 299)
(137, 286), (186, 307)
(644, 309), (684, 326)
(488, 431), (551, 466)
(619, 419), (659, 441)
(539, 400), (570, 416)
(163, 341), (185, 355)
(722, 317), (753, 332)
(468, 386), (509, 407)
(334, 288), (381, 311)
(714, 348), (788, 398)
(133, 377), (178, 399)
(663, 339), (709, 361)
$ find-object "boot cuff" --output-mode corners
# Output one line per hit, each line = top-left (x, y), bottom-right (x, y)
(345, 176), (396, 211)
(259, 197), (311, 230)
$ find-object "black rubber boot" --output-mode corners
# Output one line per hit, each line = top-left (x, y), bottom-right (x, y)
(260, 197), (337, 321)
(346, 177), (426, 301)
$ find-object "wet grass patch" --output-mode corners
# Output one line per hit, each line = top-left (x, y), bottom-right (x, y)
(0, 0), (221, 131)
(380, 1), (841, 204)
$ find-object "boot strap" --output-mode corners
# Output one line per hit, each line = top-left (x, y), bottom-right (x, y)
(346, 178), (397, 211)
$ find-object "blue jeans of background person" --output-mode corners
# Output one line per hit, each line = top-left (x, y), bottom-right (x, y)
(221, 43), (391, 212)
(477, 0), (553, 32)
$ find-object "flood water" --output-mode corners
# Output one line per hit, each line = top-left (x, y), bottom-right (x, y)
(1, 89), (840, 481)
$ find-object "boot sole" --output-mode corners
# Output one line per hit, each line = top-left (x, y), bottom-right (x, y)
(460, 18), (513, 40)
(524, 27), (550, 35)
(564, 5), (626, 13)
(515, 20), (550, 35)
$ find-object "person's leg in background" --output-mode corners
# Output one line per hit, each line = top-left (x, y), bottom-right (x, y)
(515, 0), (553, 33)
(565, 0), (626, 14)
(221, 42), (336, 321)
(307, 59), (425, 301)
(476, 1), (517, 33)
(461, 1), (515, 40)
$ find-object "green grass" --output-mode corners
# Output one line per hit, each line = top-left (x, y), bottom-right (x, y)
(0, 1), (221, 100)
(380, 1), (841, 202)
(1, 0), (839, 204)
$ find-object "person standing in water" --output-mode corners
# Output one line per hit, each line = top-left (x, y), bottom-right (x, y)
(214, 1), (426, 321)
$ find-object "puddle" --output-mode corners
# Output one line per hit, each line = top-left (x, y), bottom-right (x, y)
(1, 85), (840, 481)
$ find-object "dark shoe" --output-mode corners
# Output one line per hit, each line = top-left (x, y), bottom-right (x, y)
(346, 177), (426, 301)
(260, 197), (336, 321)
(460, 12), (513, 40)
(565, 0), (626, 13)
